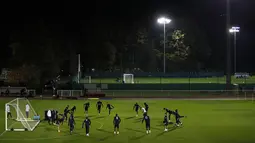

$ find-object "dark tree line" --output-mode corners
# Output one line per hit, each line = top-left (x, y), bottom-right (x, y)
(6, 16), (213, 84)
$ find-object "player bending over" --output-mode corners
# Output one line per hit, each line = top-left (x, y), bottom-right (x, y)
(68, 113), (75, 134)
(163, 108), (174, 122)
(84, 102), (90, 116)
(142, 114), (151, 134)
(96, 101), (103, 115)
(133, 103), (141, 117)
(106, 103), (114, 115)
(6, 104), (12, 119)
(56, 113), (65, 132)
(144, 103), (149, 112)
(173, 109), (185, 127)
(113, 114), (121, 135)
(82, 117), (91, 136)
(71, 106), (76, 113)
(64, 105), (70, 121)
(163, 114), (169, 131)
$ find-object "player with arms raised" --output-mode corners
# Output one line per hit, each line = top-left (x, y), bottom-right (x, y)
(163, 108), (174, 122)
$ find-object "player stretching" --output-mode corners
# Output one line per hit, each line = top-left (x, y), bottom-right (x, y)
(106, 103), (114, 115)
(133, 103), (141, 117)
(6, 104), (12, 119)
(113, 114), (121, 135)
(64, 105), (69, 121)
(142, 114), (151, 134)
(82, 117), (91, 136)
(173, 109), (185, 127)
(163, 114), (168, 131)
(68, 113), (75, 134)
(144, 103), (149, 112)
(84, 102), (90, 116)
(163, 108), (174, 122)
(25, 103), (30, 118)
(96, 101), (103, 115)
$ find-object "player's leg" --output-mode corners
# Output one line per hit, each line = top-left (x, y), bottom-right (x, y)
(114, 125), (116, 134)
(109, 109), (111, 115)
(135, 109), (138, 117)
(86, 126), (89, 136)
(117, 124), (119, 134)
(26, 111), (29, 118)
(48, 117), (51, 125)
(148, 124), (151, 133)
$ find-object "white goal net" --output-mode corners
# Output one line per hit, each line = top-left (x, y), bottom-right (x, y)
(123, 74), (134, 84)
(5, 98), (40, 131)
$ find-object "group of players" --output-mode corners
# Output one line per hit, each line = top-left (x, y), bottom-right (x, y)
(46, 101), (185, 136)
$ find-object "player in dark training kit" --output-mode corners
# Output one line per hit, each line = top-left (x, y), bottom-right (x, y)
(142, 114), (151, 134)
(96, 101), (103, 115)
(84, 102), (90, 116)
(56, 113), (65, 132)
(144, 103), (149, 112)
(133, 103), (141, 117)
(70, 106), (76, 113)
(82, 117), (91, 136)
(163, 114), (169, 131)
(68, 113), (75, 134)
(64, 105), (70, 121)
(106, 103), (114, 115)
(173, 109), (185, 127)
(163, 108), (174, 122)
(113, 114), (121, 135)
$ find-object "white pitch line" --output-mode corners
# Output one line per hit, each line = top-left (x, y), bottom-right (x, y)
(96, 121), (104, 129)
(0, 122), (17, 137)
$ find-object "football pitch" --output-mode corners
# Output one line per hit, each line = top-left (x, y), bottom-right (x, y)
(84, 76), (255, 84)
(0, 99), (255, 143)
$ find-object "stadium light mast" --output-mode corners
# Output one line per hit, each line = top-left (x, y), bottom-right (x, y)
(229, 26), (240, 73)
(157, 17), (171, 73)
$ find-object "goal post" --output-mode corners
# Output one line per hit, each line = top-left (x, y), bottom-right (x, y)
(5, 98), (40, 131)
(123, 74), (134, 84)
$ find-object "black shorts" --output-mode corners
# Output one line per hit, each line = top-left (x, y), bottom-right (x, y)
(85, 108), (88, 111)
(114, 124), (119, 128)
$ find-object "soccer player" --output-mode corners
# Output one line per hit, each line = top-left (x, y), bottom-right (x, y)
(47, 109), (52, 125)
(56, 113), (65, 132)
(68, 113), (75, 134)
(133, 103), (141, 117)
(163, 114), (168, 131)
(82, 117), (91, 136)
(25, 103), (30, 118)
(141, 107), (147, 117)
(106, 103), (114, 115)
(84, 102), (90, 116)
(142, 114), (151, 134)
(113, 114), (121, 135)
(173, 109), (185, 127)
(144, 103), (149, 112)
(163, 108), (174, 122)
(71, 106), (76, 113)
(64, 105), (69, 121)
(6, 104), (12, 119)
(51, 110), (56, 124)
(96, 101), (103, 115)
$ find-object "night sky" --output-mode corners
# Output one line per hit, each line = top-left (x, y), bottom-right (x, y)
(1, 0), (255, 71)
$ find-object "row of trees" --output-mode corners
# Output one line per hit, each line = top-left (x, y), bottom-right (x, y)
(6, 17), (212, 84)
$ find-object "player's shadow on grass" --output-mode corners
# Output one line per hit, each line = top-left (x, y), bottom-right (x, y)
(97, 129), (112, 134)
(93, 116), (106, 120)
(99, 135), (114, 142)
(125, 116), (136, 120)
(125, 128), (144, 133)
(130, 134), (147, 140)
(156, 126), (182, 137)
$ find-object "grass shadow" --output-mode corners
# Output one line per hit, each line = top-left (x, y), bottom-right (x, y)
(130, 134), (147, 140)
(150, 127), (162, 131)
(93, 116), (106, 120)
(125, 128), (144, 133)
(125, 116), (136, 120)
(99, 135), (114, 141)
(156, 126), (182, 137)
(97, 129), (113, 134)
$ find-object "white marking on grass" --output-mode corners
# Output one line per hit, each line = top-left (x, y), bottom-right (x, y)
(96, 121), (104, 129)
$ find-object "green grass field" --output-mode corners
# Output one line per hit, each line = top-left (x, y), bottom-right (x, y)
(81, 76), (255, 84)
(1, 99), (255, 143)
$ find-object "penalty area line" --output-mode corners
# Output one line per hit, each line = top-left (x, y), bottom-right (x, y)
(96, 121), (104, 129)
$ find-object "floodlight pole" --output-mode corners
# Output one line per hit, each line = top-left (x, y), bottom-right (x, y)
(163, 22), (166, 73)
(234, 32), (237, 73)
